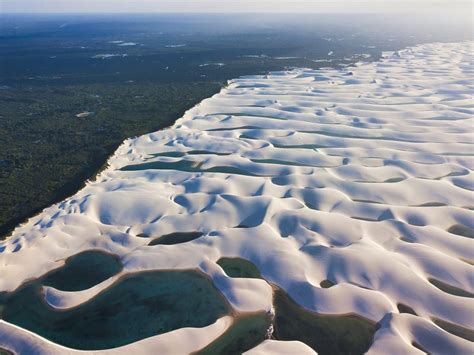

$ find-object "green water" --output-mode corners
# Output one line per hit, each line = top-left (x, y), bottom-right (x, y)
(218, 257), (377, 355)
(250, 159), (313, 167)
(217, 258), (262, 279)
(150, 150), (232, 158)
(320, 280), (335, 288)
(397, 303), (417, 315)
(120, 159), (262, 177)
(196, 313), (272, 355)
(433, 319), (474, 342)
(43, 250), (123, 291)
(206, 125), (261, 132)
(205, 112), (287, 121)
(0, 270), (231, 350)
(273, 289), (376, 355)
(448, 224), (474, 239)
(272, 143), (329, 149)
(429, 278), (474, 298)
(148, 232), (203, 246)
(1, 254), (377, 352)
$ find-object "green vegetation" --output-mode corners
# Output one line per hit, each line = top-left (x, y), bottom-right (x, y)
(1, 13), (468, 240)
(0, 14), (393, 239)
(0, 82), (221, 238)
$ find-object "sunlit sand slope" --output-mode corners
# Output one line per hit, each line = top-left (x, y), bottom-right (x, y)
(1, 41), (473, 354)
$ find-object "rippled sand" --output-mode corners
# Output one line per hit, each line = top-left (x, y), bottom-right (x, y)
(1, 41), (473, 354)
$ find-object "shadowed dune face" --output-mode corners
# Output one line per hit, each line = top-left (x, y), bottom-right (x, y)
(1, 41), (474, 354)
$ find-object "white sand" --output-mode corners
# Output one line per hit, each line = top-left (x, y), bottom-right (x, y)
(0, 317), (233, 354)
(244, 340), (317, 354)
(0, 41), (473, 354)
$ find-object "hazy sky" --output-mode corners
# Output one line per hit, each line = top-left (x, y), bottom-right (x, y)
(1, 0), (472, 14)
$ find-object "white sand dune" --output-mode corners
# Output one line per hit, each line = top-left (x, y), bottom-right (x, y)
(1, 41), (473, 354)
(244, 340), (316, 354)
(0, 317), (233, 354)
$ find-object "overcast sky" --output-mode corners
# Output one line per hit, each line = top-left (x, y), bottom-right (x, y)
(1, 0), (472, 14)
